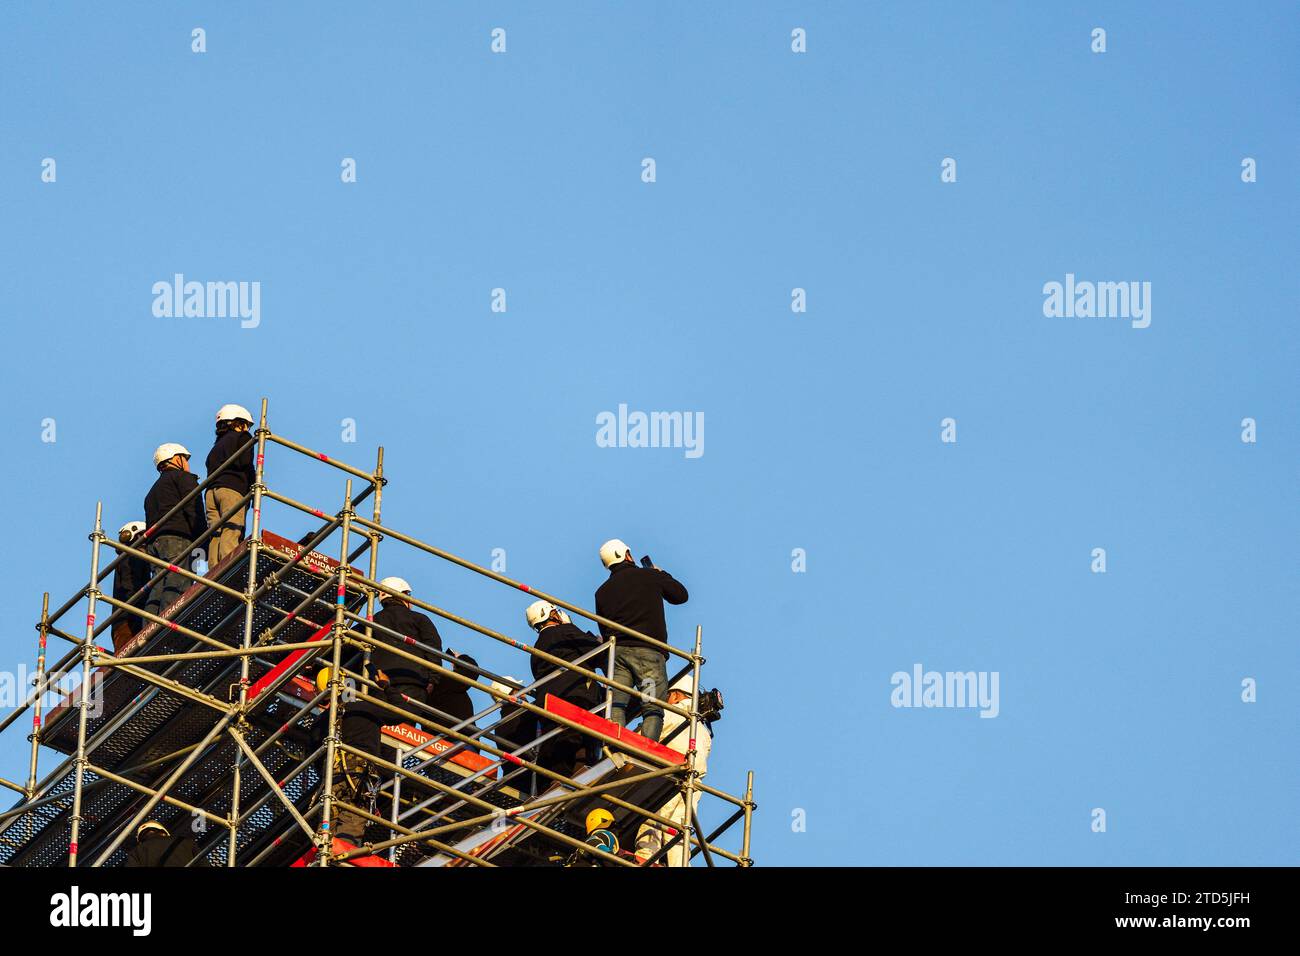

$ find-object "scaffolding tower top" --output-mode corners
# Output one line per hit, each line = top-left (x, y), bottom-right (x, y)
(0, 398), (756, 867)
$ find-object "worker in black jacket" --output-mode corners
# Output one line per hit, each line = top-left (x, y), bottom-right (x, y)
(426, 651), (482, 753)
(143, 443), (207, 619)
(526, 601), (604, 709)
(369, 576), (442, 724)
(428, 651), (479, 724)
(124, 820), (205, 867)
(594, 539), (688, 742)
(204, 403), (256, 567)
(493, 682), (537, 752)
(526, 600), (606, 778)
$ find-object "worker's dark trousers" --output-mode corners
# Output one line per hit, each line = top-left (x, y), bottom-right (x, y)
(610, 647), (667, 742)
(144, 535), (193, 619)
(332, 705), (385, 843)
(537, 732), (592, 780)
(534, 684), (600, 787)
(331, 751), (377, 843)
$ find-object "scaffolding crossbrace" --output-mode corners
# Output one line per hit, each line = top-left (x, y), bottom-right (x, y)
(0, 399), (757, 867)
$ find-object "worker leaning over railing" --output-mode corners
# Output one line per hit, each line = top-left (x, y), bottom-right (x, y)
(594, 538), (688, 742)
(142, 442), (206, 617)
(525, 600), (605, 777)
(316, 575), (447, 844)
(370, 576), (443, 724)
(427, 650), (481, 750)
(111, 520), (150, 649)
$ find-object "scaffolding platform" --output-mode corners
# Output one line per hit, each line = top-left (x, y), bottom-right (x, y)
(0, 533), (366, 867)
(0, 400), (756, 867)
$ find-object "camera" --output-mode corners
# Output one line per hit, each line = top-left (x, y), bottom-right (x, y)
(696, 687), (725, 723)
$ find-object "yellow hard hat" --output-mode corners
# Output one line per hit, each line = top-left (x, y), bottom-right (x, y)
(315, 667), (332, 692)
(585, 808), (614, 834)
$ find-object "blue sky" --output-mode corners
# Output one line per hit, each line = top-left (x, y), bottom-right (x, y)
(0, 2), (1295, 865)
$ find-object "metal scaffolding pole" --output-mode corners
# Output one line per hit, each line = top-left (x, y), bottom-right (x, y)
(43, 434), (258, 632)
(741, 769), (755, 866)
(338, 570), (693, 725)
(227, 397), (270, 867)
(362, 446), (383, 683)
(328, 678), (726, 863)
(98, 489), (253, 643)
(89, 709), (236, 866)
(316, 480), (353, 866)
(683, 624), (706, 868)
(0, 642), (80, 738)
(332, 742), (640, 868)
(347, 513), (689, 661)
(228, 728), (315, 844)
(366, 448), (386, 858)
(347, 763), (688, 864)
(84, 762), (227, 830)
(25, 593), (50, 801)
(67, 503), (104, 866)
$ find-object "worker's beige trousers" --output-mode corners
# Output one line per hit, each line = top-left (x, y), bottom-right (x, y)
(204, 487), (247, 567)
(635, 788), (702, 867)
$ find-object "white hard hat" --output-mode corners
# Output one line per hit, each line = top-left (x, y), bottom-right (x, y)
(118, 520), (147, 538)
(599, 538), (631, 569)
(379, 576), (412, 597)
(525, 600), (558, 630)
(669, 673), (697, 696)
(153, 443), (191, 467)
(216, 403), (254, 424)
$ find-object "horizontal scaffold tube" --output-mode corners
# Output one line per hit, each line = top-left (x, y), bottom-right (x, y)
(329, 678), (727, 862)
(349, 513), (691, 662)
(264, 433), (378, 484)
(333, 741), (638, 868)
(47, 437), (259, 628)
(339, 569), (693, 723)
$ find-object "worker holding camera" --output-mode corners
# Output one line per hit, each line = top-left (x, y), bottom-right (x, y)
(593, 539), (688, 743)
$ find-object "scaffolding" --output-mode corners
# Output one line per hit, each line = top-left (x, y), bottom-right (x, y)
(0, 399), (756, 867)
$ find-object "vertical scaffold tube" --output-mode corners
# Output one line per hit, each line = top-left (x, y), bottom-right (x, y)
(318, 479), (353, 865)
(362, 448), (383, 684)
(227, 397), (270, 866)
(68, 503), (104, 866)
(26, 592), (50, 801)
(367, 448), (388, 858)
(683, 624), (704, 866)
(741, 770), (755, 866)
(604, 634), (616, 721)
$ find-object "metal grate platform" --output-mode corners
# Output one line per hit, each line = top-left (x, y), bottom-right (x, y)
(0, 533), (365, 867)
